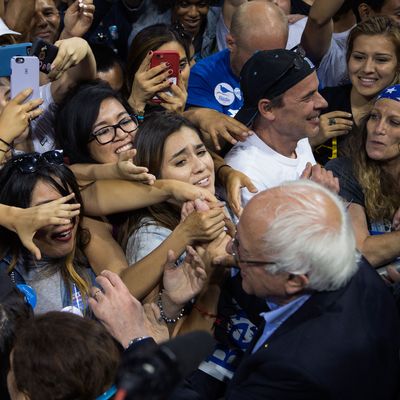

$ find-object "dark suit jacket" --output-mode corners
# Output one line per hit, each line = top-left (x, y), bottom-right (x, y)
(224, 262), (400, 400)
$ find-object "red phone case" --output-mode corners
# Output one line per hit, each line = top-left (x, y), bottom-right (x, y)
(150, 50), (180, 103)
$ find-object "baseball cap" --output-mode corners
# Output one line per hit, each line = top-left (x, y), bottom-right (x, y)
(0, 18), (21, 37)
(235, 49), (315, 126)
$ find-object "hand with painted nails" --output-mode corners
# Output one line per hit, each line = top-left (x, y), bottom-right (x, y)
(128, 51), (173, 113)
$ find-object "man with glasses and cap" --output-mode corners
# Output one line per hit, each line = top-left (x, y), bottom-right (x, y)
(225, 48), (339, 207)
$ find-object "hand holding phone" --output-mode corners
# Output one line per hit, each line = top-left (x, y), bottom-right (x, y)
(150, 50), (180, 104)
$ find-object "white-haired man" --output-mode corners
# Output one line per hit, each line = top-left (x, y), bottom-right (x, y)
(89, 180), (400, 400)
(217, 180), (400, 399)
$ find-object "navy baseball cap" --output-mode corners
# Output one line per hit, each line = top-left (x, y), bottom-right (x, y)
(235, 49), (315, 126)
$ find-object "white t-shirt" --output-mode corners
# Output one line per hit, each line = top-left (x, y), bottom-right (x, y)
(287, 17), (307, 50)
(224, 134), (315, 206)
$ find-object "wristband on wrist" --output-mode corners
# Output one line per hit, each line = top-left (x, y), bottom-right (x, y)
(135, 110), (145, 124)
(157, 290), (185, 324)
(216, 164), (231, 178)
(0, 137), (12, 152)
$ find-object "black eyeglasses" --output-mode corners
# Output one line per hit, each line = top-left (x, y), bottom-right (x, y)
(230, 236), (276, 267)
(89, 115), (139, 145)
(12, 150), (64, 173)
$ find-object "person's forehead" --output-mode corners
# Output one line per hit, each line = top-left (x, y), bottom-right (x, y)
(281, 72), (319, 100)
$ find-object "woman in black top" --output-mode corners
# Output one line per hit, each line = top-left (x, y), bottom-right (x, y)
(314, 16), (400, 164)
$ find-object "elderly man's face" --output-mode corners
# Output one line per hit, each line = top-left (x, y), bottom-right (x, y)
(233, 197), (289, 300)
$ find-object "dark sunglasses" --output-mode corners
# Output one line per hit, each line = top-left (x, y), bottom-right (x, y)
(12, 150), (64, 174)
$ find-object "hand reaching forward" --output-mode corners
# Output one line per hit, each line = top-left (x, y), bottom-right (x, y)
(163, 247), (207, 307)
(89, 270), (168, 348)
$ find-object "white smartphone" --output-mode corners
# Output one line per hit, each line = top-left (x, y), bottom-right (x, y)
(10, 56), (40, 101)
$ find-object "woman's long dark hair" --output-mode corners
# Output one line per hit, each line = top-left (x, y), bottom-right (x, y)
(0, 157), (91, 301)
(118, 111), (207, 250)
(55, 80), (133, 164)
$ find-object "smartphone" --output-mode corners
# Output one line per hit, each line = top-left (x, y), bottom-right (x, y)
(150, 50), (180, 103)
(0, 42), (32, 77)
(30, 38), (59, 74)
(10, 56), (40, 102)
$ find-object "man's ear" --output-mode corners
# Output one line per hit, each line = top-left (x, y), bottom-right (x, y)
(358, 3), (372, 21)
(258, 98), (275, 121)
(226, 33), (236, 52)
(285, 273), (309, 296)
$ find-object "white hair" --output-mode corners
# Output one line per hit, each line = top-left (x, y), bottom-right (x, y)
(258, 180), (359, 291)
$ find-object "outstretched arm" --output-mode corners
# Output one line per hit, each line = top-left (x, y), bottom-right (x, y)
(300, 0), (345, 64)
(80, 178), (217, 216)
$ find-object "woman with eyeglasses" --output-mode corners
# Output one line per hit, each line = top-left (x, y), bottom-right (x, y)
(325, 84), (400, 269)
(0, 151), (96, 315)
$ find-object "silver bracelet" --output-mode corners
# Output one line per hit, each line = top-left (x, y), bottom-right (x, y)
(157, 291), (185, 324)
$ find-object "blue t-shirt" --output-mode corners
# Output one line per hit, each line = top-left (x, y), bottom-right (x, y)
(187, 49), (242, 117)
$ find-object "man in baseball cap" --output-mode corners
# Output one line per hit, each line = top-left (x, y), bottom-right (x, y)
(225, 48), (335, 208)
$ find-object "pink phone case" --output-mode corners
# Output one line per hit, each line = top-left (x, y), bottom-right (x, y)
(10, 56), (40, 101)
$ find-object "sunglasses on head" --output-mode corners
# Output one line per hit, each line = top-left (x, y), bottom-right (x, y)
(12, 150), (64, 174)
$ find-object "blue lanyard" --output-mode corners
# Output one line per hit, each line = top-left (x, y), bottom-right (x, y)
(96, 384), (117, 400)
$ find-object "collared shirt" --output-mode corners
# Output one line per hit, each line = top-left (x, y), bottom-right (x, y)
(252, 294), (311, 353)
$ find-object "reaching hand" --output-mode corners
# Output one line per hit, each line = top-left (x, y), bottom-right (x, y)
(89, 270), (161, 348)
(49, 37), (91, 80)
(11, 193), (80, 260)
(163, 247), (207, 306)
(180, 208), (226, 244)
(62, 0), (95, 39)
(219, 167), (257, 217)
(300, 162), (340, 194)
(116, 149), (156, 184)
(166, 179), (218, 204)
(186, 108), (254, 151)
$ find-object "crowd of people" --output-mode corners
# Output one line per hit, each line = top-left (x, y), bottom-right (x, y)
(0, 0), (400, 399)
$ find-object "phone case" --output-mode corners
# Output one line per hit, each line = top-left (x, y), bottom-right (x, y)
(10, 56), (40, 102)
(0, 42), (32, 77)
(30, 38), (59, 74)
(150, 51), (180, 103)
